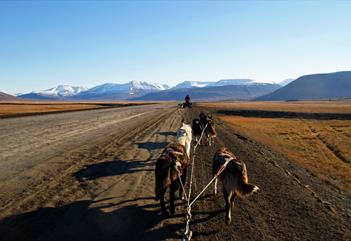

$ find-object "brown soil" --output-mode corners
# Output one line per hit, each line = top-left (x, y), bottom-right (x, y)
(0, 104), (350, 241)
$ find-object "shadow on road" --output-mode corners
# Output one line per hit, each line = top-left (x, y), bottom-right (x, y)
(0, 197), (184, 241)
(137, 141), (169, 151)
(74, 159), (153, 181)
(157, 131), (177, 137)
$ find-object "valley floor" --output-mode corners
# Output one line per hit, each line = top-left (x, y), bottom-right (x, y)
(0, 103), (350, 241)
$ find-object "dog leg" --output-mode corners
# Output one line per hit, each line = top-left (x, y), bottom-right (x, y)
(186, 141), (191, 158)
(169, 183), (176, 215)
(224, 190), (232, 225)
(230, 192), (236, 207)
(214, 177), (218, 195)
(160, 188), (169, 217)
(179, 167), (188, 200)
(207, 132), (211, 146)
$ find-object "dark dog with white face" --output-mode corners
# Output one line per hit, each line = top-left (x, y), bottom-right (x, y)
(192, 118), (202, 143)
(213, 147), (259, 224)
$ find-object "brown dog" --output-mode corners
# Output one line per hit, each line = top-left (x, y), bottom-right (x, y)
(213, 147), (259, 224)
(155, 143), (189, 216)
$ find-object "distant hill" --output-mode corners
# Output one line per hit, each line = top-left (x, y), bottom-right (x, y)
(257, 71), (351, 101)
(0, 91), (18, 101)
(18, 92), (60, 100)
(134, 83), (281, 101)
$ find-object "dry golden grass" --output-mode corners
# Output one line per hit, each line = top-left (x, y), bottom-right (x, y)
(199, 100), (351, 113)
(201, 101), (351, 194)
(0, 101), (151, 117)
(220, 116), (351, 193)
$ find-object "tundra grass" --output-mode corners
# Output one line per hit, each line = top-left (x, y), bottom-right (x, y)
(200, 101), (351, 194)
(199, 100), (351, 113)
(220, 115), (351, 194)
(0, 101), (152, 117)
(0, 103), (106, 117)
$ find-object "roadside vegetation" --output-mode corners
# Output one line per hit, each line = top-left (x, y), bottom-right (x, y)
(201, 101), (351, 194)
(201, 100), (351, 113)
(0, 102), (151, 117)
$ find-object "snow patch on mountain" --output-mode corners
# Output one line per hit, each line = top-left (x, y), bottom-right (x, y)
(209, 79), (255, 86)
(85, 81), (169, 95)
(171, 81), (214, 90)
(37, 85), (88, 97)
(172, 79), (263, 89)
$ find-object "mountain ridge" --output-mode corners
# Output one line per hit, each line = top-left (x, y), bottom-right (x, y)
(0, 91), (19, 101)
(18, 85), (88, 100)
(38, 85), (88, 97)
(134, 83), (281, 101)
(257, 71), (351, 101)
(18, 79), (273, 101)
(73, 80), (169, 100)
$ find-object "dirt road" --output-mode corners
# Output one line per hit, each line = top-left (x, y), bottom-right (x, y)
(0, 104), (350, 241)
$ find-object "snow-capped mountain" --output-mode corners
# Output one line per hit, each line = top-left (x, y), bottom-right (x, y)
(38, 85), (88, 97)
(85, 81), (168, 94)
(18, 81), (169, 100)
(130, 80), (169, 91)
(171, 81), (214, 90)
(74, 80), (170, 100)
(171, 79), (261, 90)
(134, 83), (281, 101)
(18, 85), (88, 100)
(17, 78), (279, 101)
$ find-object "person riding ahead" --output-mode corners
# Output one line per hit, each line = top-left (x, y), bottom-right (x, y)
(185, 95), (190, 103)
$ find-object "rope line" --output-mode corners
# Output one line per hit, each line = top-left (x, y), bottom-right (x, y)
(176, 165), (189, 203)
(179, 120), (231, 241)
(189, 158), (231, 207)
(187, 123), (208, 203)
(182, 123), (208, 241)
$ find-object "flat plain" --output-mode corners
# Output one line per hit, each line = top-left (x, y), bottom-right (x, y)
(0, 101), (350, 241)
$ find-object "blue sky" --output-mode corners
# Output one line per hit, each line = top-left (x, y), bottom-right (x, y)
(1, 1), (351, 94)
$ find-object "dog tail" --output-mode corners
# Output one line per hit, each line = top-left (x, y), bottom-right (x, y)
(238, 182), (259, 196)
(209, 125), (217, 136)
